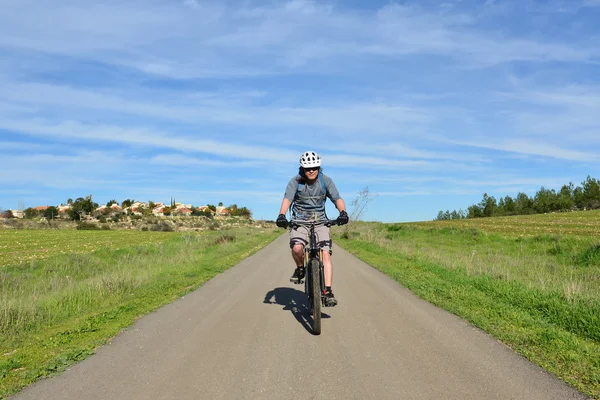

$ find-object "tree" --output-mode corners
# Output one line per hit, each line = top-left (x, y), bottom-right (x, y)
(557, 183), (574, 211)
(191, 206), (214, 218)
(191, 207), (210, 217)
(515, 192), (534, 215)
(582, 176), (600, 209)
(43, 206), (58, 220)
(503, 195), (516, 215)
(1, 210), (14, 219)
(68, 195), (98, 220)
(498, 197), (506, 216)
(238, 207), (252, 218)
(24, 207), (39, 219)
(573, 186), (585, 209)
(479, 193), (497, 217)
(228, 204), (239, 216)
(467, 204), (483, 218)
(450, 210), (462, 220)
(107, 199), (118, 207)
(534, 187), (557, 214)
(121, 199), (134, 208)
(207, 204), (216, 212)
(349, 187), (374, 222)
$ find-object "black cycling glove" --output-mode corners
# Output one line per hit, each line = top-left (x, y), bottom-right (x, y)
(337, 210), (349, 225)
(276, 213), (288, 228)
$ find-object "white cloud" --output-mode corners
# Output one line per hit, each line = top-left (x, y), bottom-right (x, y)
(0, 119), (297, 162)
(150, 154), (267, 167)
(1, 0), (597, 81)
(509, 85), (600, 108)
(0, 81), (432, 135)
(444, 137), (597, 161)
(495, 85), (600, 145)
(2, 118), (450, 170)
(183, 0), (200, 10)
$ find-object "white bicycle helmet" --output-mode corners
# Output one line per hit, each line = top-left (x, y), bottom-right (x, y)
(299, 151), (321, 168)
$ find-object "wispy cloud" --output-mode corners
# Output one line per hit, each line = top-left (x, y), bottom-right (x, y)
(2, 1), (598, 79)
(442, 137), (598, 162)
(150, 154), (267, 168)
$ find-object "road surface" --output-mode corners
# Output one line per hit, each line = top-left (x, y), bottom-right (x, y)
(13, 235), (588, 399)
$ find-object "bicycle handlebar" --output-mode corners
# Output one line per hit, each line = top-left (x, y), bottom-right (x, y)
(287, 219), (340, 229)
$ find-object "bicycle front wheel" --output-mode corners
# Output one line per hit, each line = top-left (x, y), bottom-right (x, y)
(310, 258), (322, 335)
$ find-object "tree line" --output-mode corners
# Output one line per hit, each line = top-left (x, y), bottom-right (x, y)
(435, 175), (600, 220)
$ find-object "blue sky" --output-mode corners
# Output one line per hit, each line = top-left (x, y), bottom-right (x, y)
(1, 0), (599, 222)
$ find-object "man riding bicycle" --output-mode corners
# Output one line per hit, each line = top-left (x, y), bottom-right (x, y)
(276, 151), (349, 306)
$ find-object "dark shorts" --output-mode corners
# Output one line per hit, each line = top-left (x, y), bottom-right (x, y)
(289, 224), (332, 254)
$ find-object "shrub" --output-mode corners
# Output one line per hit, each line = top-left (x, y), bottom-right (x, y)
(575, 243), (600, 267)
(150, 221), (173, 232)
(76, 222), (99, 230)
(387, 224), (403, 232)
(207, 234), (236, 246)
(340, 231), (360, 239)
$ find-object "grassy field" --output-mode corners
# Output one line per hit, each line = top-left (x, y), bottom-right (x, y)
(0, 226), (281, 398)
(409, 210), (600, 237)
(333, 210), (600, 399)
(0, 230), (174, 266)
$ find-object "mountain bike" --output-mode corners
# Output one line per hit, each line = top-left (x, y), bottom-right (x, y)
(287, 219), (340, 335)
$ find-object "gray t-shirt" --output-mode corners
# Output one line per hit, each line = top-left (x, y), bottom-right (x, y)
(284, 172), (341, 221)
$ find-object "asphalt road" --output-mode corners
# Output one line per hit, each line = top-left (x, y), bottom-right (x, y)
(13, 235), (588, 400)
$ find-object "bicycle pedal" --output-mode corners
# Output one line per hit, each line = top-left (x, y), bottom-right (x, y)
(323, 298), (338, 307)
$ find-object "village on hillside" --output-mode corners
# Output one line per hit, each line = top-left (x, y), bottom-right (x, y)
(3, 199), (251, 220)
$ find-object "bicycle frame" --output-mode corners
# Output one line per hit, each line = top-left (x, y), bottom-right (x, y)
(288, 219), (339, 335)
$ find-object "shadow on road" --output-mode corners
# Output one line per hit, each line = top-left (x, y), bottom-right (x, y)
(264, 287), (330, 335)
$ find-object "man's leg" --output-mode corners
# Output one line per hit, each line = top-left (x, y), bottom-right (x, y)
(292, 243), (304, 267)
(321, 250), (337, 306)
(290, 243), (306, 283)
(289, 226), (308, 283)
(315, 225), (337, 306)
(322, 250), (333, 287)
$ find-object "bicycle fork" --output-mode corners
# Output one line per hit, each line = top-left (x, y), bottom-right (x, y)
(318, 249), (326, 302)
(304, 249), (327, 307)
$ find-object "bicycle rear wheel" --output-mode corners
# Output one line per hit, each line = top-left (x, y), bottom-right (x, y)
(310, 258), (322, 335)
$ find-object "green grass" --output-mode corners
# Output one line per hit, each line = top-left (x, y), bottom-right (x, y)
(0, 229), (174, 266)
(334, 213), (600, 399)
(0, 227), (281, 398)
